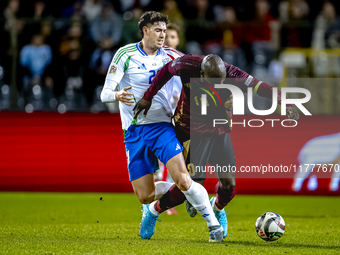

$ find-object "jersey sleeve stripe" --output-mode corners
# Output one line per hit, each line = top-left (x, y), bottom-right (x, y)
(167, 54), (175, 60)
(114, 47), (137, 64)
(113, 45), (136, 61)
(124, 55), (133, 72)
(114, 48), (138, 64)
(113, 45), (137, 64)
(163, 47), (184, 57)
(253, 81), (263, 94)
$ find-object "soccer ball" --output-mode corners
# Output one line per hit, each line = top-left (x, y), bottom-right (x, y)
(255, 212), (285, 241)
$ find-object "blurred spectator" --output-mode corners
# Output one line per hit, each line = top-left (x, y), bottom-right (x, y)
(20, 0), (52, 48)
(20, 34), (52, 105)
(87, 1), (123, 103)
(165, 23), (180, 49)
(161, 0), (185, 49)
(312, 1), (337, 49)
(32, 0), (50, 20)
(161, 0), (184, 28)
(53, 20), (95, 100)
(89, 1), (123, 49)
(280, 0), (313, 48)
(59, 21), (94, 61)
(3, 0), (24, 86)
(40, 20), (60, 56)
(215, 6), (242, 49)
(56, 40), (89, 112)
(20, 34), (52, 81)
(87, 0), (123, 106)
(83, 0), (101, 22)
(60, 40), (85, 94)
(324, 2), (340, 49)
(121, 5), (142, 45)
(247, 0), (279, 49)
(185, 0), (215, 45)
(62, 0), (85, 18)
(215, 6), (247, 70)
(119, 0), (151, 13)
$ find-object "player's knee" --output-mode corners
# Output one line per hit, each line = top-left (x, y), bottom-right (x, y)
(137, 191), (155, 204)
(176, 176), (192, 191)
(220, 178), (236, 191)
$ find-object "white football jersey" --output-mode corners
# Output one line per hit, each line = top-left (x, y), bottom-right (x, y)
(105, 42), (183, 130)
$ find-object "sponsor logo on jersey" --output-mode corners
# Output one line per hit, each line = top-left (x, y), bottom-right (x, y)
(138, 63), (147, 70)
(109, 65), (117, 74)
(152, 63), (157, 66)
(176, 144), (181, 150)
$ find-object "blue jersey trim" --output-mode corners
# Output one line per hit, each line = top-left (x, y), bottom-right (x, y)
(136, 42), (161, 56)
(137, 42), (147, 56)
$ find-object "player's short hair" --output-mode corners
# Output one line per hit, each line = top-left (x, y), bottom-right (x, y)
(138, 11), (169, 38)
(167, 23), (180, 35)
(201, 54), (226, 79)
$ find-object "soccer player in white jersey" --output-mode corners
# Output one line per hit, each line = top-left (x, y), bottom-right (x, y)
(100, 11), (223, 242)
(292, 132), (340, 192)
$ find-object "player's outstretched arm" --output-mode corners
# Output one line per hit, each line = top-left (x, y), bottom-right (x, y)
(225, 64), (299, 121)
(101, 84), (134, 106)
(133, 99), (151, 119)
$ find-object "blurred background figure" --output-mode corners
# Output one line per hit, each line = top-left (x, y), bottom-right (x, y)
(121, 4), (143, 46)
(54, 20), (95, 112)
(280, 0), (313, 48)
(292, 132), (340, 193)
(19, 33), (52, 111)
(185, 0), (215, 55)
(62, 0), (85, 19)
(312, 1), (337, 50)
(161, 0), (185, 49)
(323, 1), (340, 49)
(215, 6), (248, 71)
(88, 1), (122, 112)
(2, 0), (24, 105)
(83, 0), (102, 22)
(89, 1), (122, 51)
(247, 0), (279, 48)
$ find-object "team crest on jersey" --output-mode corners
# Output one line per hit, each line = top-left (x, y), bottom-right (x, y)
(109, 65), (117, 74)
(162, 57), (172, 65)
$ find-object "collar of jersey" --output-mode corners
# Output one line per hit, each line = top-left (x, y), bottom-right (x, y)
(136, 41), (161, 56)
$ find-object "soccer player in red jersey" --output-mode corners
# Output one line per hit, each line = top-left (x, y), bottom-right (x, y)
(134, 54), (299, 238)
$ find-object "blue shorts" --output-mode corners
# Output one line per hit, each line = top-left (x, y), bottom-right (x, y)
(124, 122), (183, 181)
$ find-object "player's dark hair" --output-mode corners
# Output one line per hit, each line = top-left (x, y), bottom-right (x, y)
(138, 11), (169, 38)
(201, 54), (226, 79)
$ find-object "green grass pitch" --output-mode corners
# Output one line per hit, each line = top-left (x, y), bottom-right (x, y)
(0, 193), (339, 254)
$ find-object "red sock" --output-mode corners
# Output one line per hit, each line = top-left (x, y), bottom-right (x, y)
(154, 184), (186, 213)
(215, 181), (235, 210)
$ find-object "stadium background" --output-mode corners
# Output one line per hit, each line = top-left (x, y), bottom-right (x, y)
(1, 0), (340, 196)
